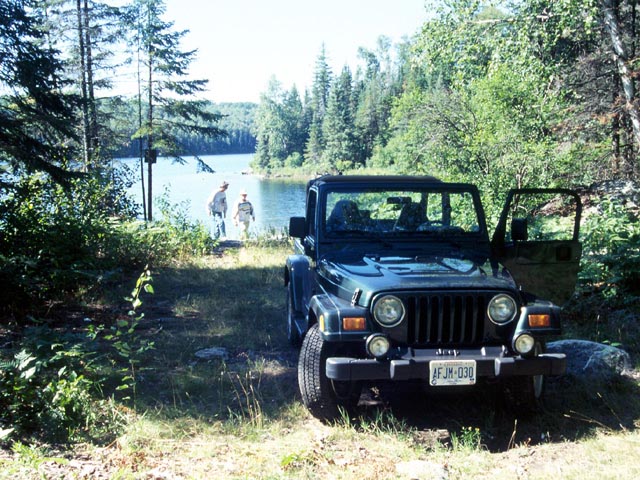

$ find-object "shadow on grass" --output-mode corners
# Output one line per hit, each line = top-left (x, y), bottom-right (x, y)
(129, 260), (302, 423)
(128, 259), (640, 452)
(350, 371), (640, 453)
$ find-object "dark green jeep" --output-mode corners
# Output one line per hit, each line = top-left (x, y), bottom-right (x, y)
(285, 175), (581, 421)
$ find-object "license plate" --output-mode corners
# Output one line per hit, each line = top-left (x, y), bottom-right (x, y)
(429, 360), (476, 386)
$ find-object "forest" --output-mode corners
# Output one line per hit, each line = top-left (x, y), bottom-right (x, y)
(1, 0), (639, 471)
(253, 0), (639, 210)
(111, 101), (257, 158)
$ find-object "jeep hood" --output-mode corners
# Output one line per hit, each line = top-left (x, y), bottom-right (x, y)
(318, 252), (516, 306)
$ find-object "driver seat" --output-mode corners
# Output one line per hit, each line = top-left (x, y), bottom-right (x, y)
(394, 202), (424, 231)
(327, 200), (363, 232)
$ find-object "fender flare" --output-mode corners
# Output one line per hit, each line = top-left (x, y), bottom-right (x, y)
(285, 255), (311, 317)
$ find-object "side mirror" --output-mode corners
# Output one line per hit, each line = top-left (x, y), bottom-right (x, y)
(511, 218), (528, 242)
(289, 217), (305, 238)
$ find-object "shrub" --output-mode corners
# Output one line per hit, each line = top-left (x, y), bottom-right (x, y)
(0, 270), (154, 445)
(580, 197), (640, 300)
(0, 331), (99, 443)
(0, 174), (214, 318)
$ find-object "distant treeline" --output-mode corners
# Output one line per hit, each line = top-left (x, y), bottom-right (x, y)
(111, 101), (257, 158)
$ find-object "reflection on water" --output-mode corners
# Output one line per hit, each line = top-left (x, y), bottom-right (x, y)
(124, 153), (307, 239)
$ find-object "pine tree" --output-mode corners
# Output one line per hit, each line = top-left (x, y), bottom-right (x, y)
(305, 45), (332, 166)
(322, 66), (357, 171)
(127, 0), (225, 220)
(33, 0), (127, 169)
(0, 0), (80, 187)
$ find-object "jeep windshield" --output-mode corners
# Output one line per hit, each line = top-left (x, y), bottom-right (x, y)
(323, 187), (484, 239)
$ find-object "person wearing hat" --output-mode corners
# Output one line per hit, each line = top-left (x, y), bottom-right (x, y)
(206, 181), (229, 240)
(232, 189), (255, 240)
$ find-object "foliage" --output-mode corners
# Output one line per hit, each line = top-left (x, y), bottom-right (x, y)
(0, 170), (213, 317)
(0, 329), (103, 443)
(0, 267), (154, 444)
(154, 187), (216, 256)
(252, 38), (405, 173)
(580, 198), (640, 299)
(126, 0), (225, 165)
(450, 426), (483, 451)
(0, 0), (80, 187)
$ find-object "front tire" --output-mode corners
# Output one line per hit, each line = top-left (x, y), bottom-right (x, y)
(298, 323), (362, 422)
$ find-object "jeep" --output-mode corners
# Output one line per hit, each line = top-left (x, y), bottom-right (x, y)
(285, 175), (582, 421)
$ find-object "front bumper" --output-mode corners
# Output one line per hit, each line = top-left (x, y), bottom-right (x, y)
(325, 346), (566, 382)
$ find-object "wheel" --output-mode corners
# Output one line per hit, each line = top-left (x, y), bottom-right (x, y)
(286, 286), (302, 348)
(298, 323), (362, 422)
(502, 342), (546, 415)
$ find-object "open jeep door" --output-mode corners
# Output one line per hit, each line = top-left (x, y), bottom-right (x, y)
(491, 189), (582, 306)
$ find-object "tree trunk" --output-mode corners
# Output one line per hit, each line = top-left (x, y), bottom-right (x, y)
(83, 0), (98, 163)
(602, 0), (640, 154)
(147, 55), (154, 221)
(76, 0), (90, 169)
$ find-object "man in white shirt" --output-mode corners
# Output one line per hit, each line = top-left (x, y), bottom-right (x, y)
(206, 181), (229, 240)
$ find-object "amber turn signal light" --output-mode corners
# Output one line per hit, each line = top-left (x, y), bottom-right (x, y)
(343, 317), (366, 331)
(528, 314), (551, 328)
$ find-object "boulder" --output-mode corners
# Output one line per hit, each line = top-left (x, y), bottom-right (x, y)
(547, 339), (631, 379)
(395, 460), (448, 480)
(194, 347), (230, 361)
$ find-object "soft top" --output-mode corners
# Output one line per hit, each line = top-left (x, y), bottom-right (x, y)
(307, 174), (443, 190)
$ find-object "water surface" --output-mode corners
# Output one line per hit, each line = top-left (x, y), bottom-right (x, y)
(124, 154), (307, 239)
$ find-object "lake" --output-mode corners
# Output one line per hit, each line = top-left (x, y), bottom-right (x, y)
(124, 153), (308, 240)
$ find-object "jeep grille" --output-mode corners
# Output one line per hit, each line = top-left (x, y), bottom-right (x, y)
(404, 292), (491, 346)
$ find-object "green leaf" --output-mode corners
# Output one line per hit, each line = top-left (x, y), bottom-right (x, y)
(144, 284), (155, 294)
(21, 366), (37, 380)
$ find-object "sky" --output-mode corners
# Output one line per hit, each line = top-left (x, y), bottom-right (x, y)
(154, 0), (429, 103)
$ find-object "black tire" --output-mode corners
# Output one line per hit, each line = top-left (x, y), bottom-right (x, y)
(502, 342), (546, 416)
(298, 323), (362, 422)
(286, 286), (302, 348)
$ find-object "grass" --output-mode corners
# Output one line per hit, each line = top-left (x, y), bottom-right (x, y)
(1, 239), (640, 478)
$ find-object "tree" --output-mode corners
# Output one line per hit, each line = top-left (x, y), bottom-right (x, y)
(353, 37), (399, 165)
(322, 66), (357, 171)
(372, 0), (588, 210)
(32, 0), (128, 169)
(253, 79), (306, 171)
(253, 78), (288, 170)
(0, 0), (80, 188)
(305, 45), (332, 166)
(127, 0), (225, 220)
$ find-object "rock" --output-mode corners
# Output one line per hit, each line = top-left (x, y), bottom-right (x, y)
(194, 347), (230, 360)
(395, 460), (449, 480)
(547, 339), (631, 379)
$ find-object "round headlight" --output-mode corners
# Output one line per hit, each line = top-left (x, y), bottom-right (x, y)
(514, 333), (535, 355)
(487, 294), (517, 324)
(373, 295), (405, 327)
(366, 334), (390, 358)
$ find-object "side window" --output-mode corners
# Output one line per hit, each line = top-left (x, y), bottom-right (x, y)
(449, 192), (480, 232)
(306, 190), (317, 236)
(506, 192), (579, 242)
(425, 193), (443, 223)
